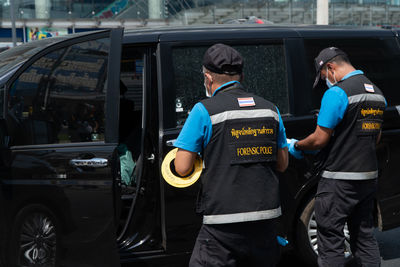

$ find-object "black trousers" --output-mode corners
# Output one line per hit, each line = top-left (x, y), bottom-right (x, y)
(189, 219), (279, 267)
(315, 178), (380, 267)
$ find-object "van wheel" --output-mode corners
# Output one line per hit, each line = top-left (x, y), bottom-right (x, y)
(296, 197), (352, 266)
(10, 204), (59, 267)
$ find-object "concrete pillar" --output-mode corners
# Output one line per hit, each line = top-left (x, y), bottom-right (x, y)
(10, 0), (16, 46)
(312, 2), (315, 23)
(316, 0), (329, 25)
(385, 4), (388, 24)
(149, 0), (162, 19)
(35, 0), (51, 19)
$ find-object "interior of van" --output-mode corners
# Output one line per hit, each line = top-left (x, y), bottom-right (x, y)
(116, 47), (144, 236)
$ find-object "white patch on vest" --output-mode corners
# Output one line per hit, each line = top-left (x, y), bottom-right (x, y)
(364, 83), (375, 93)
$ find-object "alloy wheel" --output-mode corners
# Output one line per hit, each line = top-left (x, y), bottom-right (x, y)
(17, 212), (57, 267)
(307, 211), (352, 258)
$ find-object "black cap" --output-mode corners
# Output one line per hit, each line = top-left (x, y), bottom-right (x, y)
(203, 43), (243, 75)
(313, 47), (347, 88)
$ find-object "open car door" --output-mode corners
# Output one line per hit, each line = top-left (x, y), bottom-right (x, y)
(0, 28), (123, 267)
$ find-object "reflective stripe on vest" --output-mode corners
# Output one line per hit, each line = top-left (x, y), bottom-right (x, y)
(210, 109), (279, 125)
(202, 207), (281, 224)
(348, 93), (386, 105)
(321, 170), (378, 180)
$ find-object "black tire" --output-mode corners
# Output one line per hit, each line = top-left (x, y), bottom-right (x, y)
(9, 204), (59, 267)
(296, 197), (318, 267)
(296, 197), (352, 267)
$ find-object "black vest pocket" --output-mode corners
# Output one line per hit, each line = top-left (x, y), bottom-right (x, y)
(355, 118), (383, 136)
(229, 140), (277, 164)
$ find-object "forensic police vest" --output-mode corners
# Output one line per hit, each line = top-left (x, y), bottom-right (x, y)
(320, 74), (386, 180)
(198, 83), (281, 224)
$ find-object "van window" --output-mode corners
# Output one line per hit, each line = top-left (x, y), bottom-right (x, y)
(8, 38), (109, 146)
(172, 44), (289, 127)
(304, 38), (400, 108)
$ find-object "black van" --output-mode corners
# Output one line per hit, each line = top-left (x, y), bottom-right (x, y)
(0, 25), (399, 266)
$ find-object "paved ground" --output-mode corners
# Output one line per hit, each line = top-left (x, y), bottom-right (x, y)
(121, 227), (400, 267)
(278, 227), (400, 266)
(375, 227), (400, 267)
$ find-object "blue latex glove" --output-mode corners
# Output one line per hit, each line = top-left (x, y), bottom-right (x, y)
(277, 236), (289, 247)
(288, 138), (303, 159)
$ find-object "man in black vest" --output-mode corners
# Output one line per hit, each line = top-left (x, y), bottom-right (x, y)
(288, 47), (386, 267)
(173, 44), (289, 267)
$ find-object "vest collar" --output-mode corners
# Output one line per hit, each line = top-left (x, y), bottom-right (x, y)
(212, 81), (241, 96)
(341, 70), (364, 81)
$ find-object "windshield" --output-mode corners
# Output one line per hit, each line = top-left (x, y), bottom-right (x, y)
(0, 37), (68, 78)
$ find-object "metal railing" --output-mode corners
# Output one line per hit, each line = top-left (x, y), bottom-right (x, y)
(0, 0), (400, 26)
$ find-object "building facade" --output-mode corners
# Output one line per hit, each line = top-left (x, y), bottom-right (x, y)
(0, 0), (399, 46)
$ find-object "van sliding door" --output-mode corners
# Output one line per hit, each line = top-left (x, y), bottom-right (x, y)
(158, 40), (290, 257)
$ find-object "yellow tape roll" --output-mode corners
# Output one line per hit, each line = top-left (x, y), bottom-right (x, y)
(161, 148), (202, 188)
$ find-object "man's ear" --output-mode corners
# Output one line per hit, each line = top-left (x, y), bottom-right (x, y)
(205, 72), (213, 83)
(326, 62), (336, 71)
(325, 62), (331, 70)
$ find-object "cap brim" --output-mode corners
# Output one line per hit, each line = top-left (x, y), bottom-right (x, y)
(313, 70), (321, 88)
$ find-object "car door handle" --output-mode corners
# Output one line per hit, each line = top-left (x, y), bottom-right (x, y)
(69, 158), (108, 168)
(147, 153), (155, 163)
(166, 139), (176, 147)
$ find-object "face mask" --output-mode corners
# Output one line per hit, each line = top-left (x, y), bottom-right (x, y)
(204, 76), (212, 98)
(325, 67), (337, 88)
(326, 78), (334, 88)
(204, 82), (212, 98)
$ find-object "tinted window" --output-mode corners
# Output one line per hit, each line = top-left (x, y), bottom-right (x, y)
(0, 37), (69, 78)
(8, 38), (109, 146)
(172, 44), (288, 127)
(304, 38), (400, 108)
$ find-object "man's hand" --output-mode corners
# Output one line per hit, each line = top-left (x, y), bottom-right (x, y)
(288, 138), (303, 159)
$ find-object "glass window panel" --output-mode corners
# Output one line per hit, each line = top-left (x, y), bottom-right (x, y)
(0, 37), (68, 78)
(8, 37), (109, 146)
(172, 44), (289, 127)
